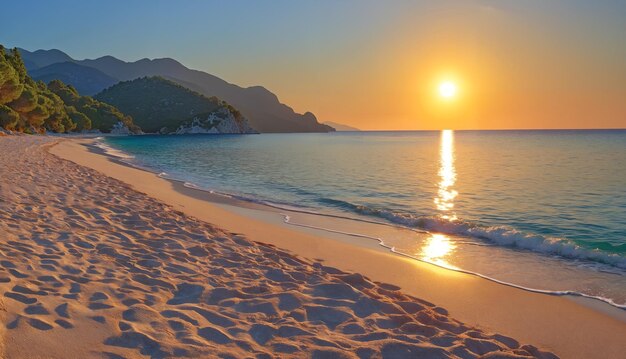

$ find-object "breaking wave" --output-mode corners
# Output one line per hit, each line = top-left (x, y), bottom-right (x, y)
(343, 203), (626, 270)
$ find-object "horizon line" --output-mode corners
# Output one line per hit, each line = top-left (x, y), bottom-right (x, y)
(343, 128), (626, 132)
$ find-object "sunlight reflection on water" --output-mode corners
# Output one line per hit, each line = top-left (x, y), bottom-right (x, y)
(434, 130), (458, 220)
(420, 233), (458, 269)
(420, 130), (459, 268)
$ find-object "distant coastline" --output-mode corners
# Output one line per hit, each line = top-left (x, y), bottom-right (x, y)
(323, 121), (361, 131)
(18, 47), (334, 133)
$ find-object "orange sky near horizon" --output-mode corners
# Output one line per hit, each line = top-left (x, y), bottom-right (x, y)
(336, 7), (621, 130)
(225, 2), (626, 131)
(4, 1), (625, 130)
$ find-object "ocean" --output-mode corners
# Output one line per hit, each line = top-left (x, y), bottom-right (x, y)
(101, 130), (626, 308)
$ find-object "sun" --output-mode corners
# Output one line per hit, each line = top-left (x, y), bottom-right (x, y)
(438, 81), (458, 99)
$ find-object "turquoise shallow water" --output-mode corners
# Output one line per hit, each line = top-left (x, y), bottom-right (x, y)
(103, 130), (626, 307)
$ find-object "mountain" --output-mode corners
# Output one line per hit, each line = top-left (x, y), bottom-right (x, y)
(323, 121), (360, 131)
(19, 48), (334, 133)
(49, 80), (140, 134)
(30, 62), (118, 96)
(79, 56), (333, 133)
(17, 48), (74, 70)
(95, 76), (256, 134)
(0, 45), (139, 134)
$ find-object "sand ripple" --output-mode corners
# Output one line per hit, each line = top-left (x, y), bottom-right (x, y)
(0, 136), (558, 358)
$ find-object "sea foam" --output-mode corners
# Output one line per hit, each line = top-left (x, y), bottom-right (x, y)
(349, 204), (626, 270)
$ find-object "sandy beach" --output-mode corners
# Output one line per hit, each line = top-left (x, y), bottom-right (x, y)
(3, 1), (625, 357)
(0, 135), (620, 358)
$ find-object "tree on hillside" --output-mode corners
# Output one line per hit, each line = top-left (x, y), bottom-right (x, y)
(48, 79), (138, 133)
(0, 49), (24, 105)
(48, 79), (80, 103)
(0, 44), (138, 134)
(66, 106), (91, 131)
(7, 48), (28, 82)
(0, 104), (19, 130)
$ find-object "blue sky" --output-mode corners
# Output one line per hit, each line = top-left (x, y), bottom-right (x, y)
(1, 1), (392, 75)
(2, 1), (625, 129)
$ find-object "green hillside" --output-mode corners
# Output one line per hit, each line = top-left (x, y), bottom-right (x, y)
(0, 44), (138, 134)
(47, 80), (139, 133)
(95, 76), (254, 133)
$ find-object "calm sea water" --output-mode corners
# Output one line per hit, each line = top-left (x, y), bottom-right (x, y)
(103, 130), (626, 307)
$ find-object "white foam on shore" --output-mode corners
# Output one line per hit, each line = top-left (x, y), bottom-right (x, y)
(164, 181), (626, 309)
(93, 138), (135, 159)
(350, 206), (626, 270)
(96, 138), (626, 310)
(280, 214), (626, 310)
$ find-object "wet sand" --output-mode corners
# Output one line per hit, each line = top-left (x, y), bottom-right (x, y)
(0, 135), (619, 357)
(53, 136), (626, 358)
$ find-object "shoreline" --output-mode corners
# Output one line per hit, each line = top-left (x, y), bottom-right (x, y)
(88, 138), (626, 310)
(50, 137), (626, 358)
(83, 138), (626, 310)
(80, 137), (626, 309)
(2, 134), (562, 358)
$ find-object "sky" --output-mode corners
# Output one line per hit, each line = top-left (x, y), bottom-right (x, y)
(2, 0), (625, 130)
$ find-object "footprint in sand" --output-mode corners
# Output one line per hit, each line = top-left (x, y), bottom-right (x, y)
(166, 283), (204, 305)
(104, 331), (168, 358)
(55, 319), (73, 329)
(54, 303), (70, 318)
(197, 326), (232, 345)
(88, 291), (114, 310)
(6, 314), (54, 331)
(24, 303), (50, 315)
(4, 292), (37, 305)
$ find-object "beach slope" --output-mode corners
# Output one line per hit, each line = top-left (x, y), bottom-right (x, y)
(52, 137), (626, 359)
(0, 136), (564, 358)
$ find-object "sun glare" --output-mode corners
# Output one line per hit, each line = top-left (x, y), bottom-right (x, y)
(438, 81), (457, 99)
(420, 234), (457, 269)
